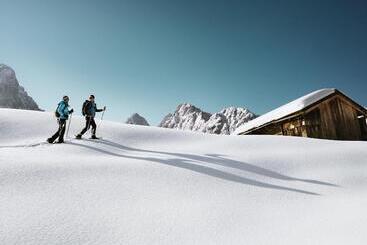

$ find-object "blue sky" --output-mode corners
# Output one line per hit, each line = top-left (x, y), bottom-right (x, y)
(1, 0), (366, 125)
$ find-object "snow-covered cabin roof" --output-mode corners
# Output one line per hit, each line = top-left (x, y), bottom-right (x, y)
(234, 88), (337, 135)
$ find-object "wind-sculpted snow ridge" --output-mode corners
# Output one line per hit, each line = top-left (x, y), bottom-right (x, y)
(0, 64), (40, 110)
(0, 108), (366, 245)
(159, 103), (257, 134)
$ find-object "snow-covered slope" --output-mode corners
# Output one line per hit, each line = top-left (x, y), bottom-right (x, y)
(125, 113), (149, 126)
(159, 103), (256, 134)
(1, 108), (366, 245)
(0, 64), (40, 110)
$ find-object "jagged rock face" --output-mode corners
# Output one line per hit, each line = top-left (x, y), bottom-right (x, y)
(0, 64), (40, 110)
(204, 113), (228, 134)
(159, 104), (211, 131)
(125, 113), (149, 126)
(159, 103), (256, 135)
(220, 107), (257, 134)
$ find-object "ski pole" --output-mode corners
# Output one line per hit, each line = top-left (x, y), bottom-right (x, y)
(66, 113), (72, 139)
(98, 109), (105, 128)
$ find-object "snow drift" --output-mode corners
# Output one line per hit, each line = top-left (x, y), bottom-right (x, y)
(0, 108), (366, 245)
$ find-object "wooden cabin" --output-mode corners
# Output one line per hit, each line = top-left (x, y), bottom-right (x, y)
(234, 88), (367, 141)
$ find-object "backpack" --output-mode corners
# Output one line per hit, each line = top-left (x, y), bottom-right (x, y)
(82, 100), (91, 116)
(55, 105), (61, 118)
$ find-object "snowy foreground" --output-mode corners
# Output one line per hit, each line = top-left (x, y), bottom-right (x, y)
(1, 109), (366, 245)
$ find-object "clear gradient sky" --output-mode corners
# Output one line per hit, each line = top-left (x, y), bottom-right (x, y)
(1, 0), (366, 125)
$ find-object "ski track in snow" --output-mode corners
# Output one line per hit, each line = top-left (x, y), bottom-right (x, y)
(0, 108), (366, 245)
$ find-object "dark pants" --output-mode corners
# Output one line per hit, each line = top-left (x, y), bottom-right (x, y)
(50, 119), (67, 142)
(79, 116), (97, 136)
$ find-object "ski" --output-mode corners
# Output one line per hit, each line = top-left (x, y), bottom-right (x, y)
(74, 135), (103, 141)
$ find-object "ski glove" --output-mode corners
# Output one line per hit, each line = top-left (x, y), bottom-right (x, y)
(69, 109), (74, 114)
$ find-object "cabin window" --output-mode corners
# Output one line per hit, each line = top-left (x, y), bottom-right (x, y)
(282, 118), (304, 136)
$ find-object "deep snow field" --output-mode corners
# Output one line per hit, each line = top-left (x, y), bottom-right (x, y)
(0, 108), (366, 245)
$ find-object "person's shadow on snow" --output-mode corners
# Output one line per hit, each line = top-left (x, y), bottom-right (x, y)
(68, 139), (338, 196)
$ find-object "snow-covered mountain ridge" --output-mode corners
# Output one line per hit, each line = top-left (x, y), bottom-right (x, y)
(1, 108), (366, 244)
(0, 64), (40, 110)
(159, 103), (257, 134)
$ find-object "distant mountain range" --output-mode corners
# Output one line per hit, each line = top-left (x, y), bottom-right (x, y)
(158, 103), (257, 135)
(0, 64), (40, 110)
(125, 104), (256, 135)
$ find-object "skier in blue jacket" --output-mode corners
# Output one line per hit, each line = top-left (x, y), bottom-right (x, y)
(47, 96), (74, 143)
(76, 94), (105, 139)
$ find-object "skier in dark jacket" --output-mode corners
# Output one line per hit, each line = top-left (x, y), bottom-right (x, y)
(47, 96), (74, 143)
(76, 94), (106, 139)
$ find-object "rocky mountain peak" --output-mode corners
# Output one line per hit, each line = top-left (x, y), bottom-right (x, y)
(159, 103), (256, 135)
(0, 64), (40, 110)
(125, 113), (149, 126)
